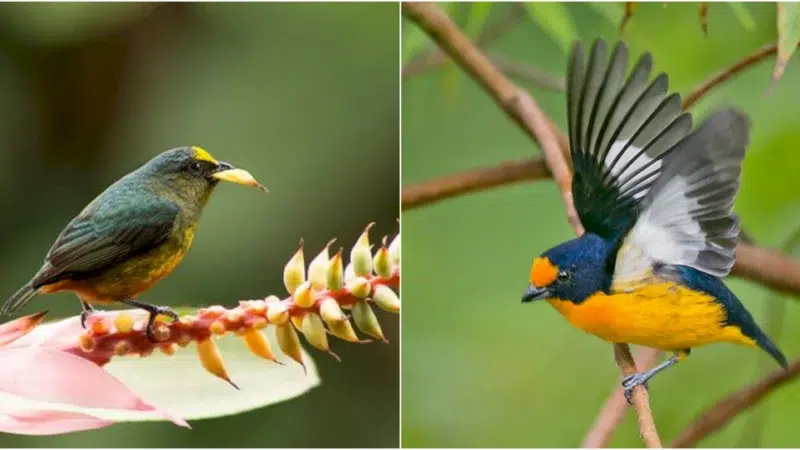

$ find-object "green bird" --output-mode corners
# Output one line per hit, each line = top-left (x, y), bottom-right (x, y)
(1, 146), (266, 340)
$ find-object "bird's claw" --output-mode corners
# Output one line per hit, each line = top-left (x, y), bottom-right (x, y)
(622, 373), (650, 404)
(80, 303), (96, 329)
(155, 305), (180, 322)
(80, 310), (92, 329)
(144, 306), (179, 342)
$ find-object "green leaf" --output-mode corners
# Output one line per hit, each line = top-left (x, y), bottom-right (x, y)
(774, 2), (800, 83)
(523, 3), (577, 53)
(729, 3), (757, 31)
(0, 329), (319, 423)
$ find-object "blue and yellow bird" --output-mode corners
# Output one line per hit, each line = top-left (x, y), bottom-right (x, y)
(522, 40), (787, 399)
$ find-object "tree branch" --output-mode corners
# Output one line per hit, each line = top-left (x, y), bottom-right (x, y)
(403, 3), (525, 78)
(402, 2), (659, 446)
(582, 347), (662, 448)
(403, 158), (549, 210)
(401, 30), (800, 296)
(403, 2), (581, 234)
(487, 53), (566, 92)
(682, 43), (777, 110)
(734, 244), (800, 294)
(404, 50), (566, 93)
(671, 359), (800, 448)
(612, 345), (662, 448)
(682, 41), (800, 110)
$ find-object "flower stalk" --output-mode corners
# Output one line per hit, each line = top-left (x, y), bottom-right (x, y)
(62, 222), (400, 387)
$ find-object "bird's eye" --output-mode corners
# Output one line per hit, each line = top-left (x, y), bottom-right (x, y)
(189, 162), (203, 174)
(557, 271), (569, 282)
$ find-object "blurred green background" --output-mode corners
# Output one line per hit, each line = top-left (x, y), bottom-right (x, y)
(0, 3), (398, 448)
(402, 2), (800, 447)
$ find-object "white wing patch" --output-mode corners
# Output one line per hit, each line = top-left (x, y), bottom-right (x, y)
(613, 109), (748, 282)
(604, 141), (663, 199)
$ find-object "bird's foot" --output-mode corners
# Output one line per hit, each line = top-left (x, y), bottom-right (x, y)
(122, 299), (179, 342)
(144, 305), (179, 342)
(80, 302), (96, 329)
(622, 373), (650, 404)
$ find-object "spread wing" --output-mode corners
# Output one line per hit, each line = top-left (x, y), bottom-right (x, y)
(613, 109), (749, 287)
(32, 194), (180, 287)
(567, 39), (692, 240)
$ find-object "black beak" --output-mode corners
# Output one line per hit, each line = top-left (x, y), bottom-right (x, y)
(521, 285), (550, 303)
(214, 161), (235, 173)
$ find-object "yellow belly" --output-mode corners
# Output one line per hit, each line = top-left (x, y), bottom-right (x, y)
(42, 227), (195, 304)
(547, 282), (756, 351)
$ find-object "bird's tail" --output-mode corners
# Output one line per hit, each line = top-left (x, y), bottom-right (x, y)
(756, 332), (788, 369)
(1, 281), (39, 315)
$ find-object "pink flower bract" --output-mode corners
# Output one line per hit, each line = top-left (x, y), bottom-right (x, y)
(0, 313), (188, 435)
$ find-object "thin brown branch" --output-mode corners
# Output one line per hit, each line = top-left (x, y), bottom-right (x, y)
(403, 1), (581, 234)
(682, 43), (778, 109)
(682, 41), (800, 110)
(671, 359), (800, 448)
(612, 345), (662, 448)
(404, 51), (566, 93)
(403, 1), (660, 445)
(582, 347), (662, 448)
(402, 158), (549, 210)
(402, 5), (800, 448)
(734, 244), (800, 295)
(403, 3), (524, 78)
(487, 53), (566, 92)
(402, 168), (800, 297)
(403, 49), (450, 78)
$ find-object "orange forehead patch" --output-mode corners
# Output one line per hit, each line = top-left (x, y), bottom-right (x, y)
(191, 146), (218, 165)
(530, 257), (558, 287)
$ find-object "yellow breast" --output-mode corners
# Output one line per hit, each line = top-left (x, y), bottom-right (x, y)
(547, 282), (755, 351)
(45, 226), (197, 303)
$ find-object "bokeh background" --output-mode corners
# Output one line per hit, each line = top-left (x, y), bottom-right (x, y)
(0, 3), (398, 448)
(403, 2), (800, 447)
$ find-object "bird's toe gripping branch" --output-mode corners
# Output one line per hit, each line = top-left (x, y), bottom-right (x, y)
(622, 373), (650, 404)
(68, 222), (400, 388)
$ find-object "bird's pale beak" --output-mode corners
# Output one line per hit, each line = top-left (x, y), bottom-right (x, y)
(521, 285), (550, 303)
(212, 162), (269, 193)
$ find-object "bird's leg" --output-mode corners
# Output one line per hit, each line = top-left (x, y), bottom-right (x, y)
(80, 301), (95, 329)
(121, 299), (179, 342)
(622, 349), (690, 403)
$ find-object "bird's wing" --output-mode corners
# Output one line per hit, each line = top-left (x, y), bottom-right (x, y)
(33, 194), (180, 286)
(613, 109), (749, 287)
(567, 39), (692, 240)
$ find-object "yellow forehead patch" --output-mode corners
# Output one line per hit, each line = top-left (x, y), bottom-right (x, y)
(530, 257), (558, 288)
(191, 146), (218, 165)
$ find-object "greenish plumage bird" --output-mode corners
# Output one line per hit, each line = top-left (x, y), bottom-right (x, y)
(2, 146), (266, 340)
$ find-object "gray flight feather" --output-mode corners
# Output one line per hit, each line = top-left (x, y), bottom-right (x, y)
(616, 108), (749, 281)
(566, 39), (692, 238)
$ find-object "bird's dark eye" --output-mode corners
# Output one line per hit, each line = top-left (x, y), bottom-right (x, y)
(557, 271), (569, 282)
(189, 162), (203, 174)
